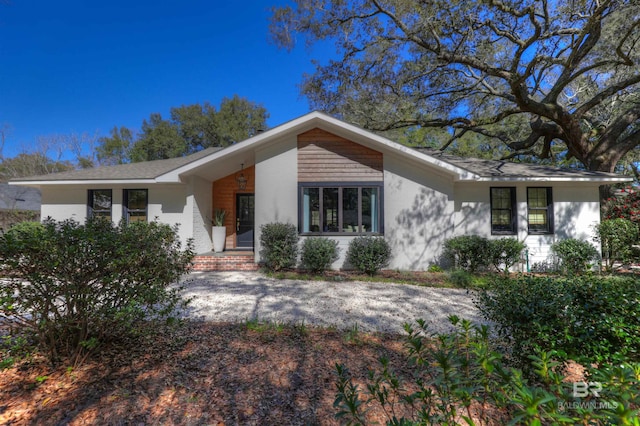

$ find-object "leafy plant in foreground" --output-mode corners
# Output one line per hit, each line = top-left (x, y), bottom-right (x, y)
(0, 217), (194, 364)
(334, 317), (640, 425)
(475, 275), (640, 364)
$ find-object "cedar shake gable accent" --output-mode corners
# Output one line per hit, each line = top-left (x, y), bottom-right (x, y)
(297, 128), (383, 182)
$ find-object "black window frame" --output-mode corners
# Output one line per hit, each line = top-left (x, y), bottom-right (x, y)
(298, 182), (384, 236)
(87, 189), (112, 220)
(123, 189), (148, 224)
(490, 187), (517, 235)
(527, 187), (554, 234)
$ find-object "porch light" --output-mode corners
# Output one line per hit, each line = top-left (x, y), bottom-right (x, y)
(236, 164), (248, 190)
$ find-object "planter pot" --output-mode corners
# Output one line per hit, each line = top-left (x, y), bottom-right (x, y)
(212, 226), (226, 253)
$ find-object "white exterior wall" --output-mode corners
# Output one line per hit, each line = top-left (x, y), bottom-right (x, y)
(454, 182), (602, 270)
(254, 135), (299, 262)
(40, 183), (197, 251)
(188, 176), (212, 254)
(41, 185), (91, 221)
(383, 154), (456, 270)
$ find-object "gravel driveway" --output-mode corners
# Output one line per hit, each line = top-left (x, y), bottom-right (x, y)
(178, 271), (486, 334)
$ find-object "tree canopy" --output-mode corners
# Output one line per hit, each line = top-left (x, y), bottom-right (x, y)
(98, 95), (269, 163)
(271, 0), (640, 173)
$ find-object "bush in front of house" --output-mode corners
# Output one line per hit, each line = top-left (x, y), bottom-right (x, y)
(300, 237), (339, 274)
(442, 235), (489, 272)
(345, 236), (391, 275)
(593, 218), (639, 272)
(475, 274), (640, 364)
(334, 316), (640, 425)
(259, 222), (299, 272)
(550, 238), (600, 274)
(0, 217), (194, 364)
(487, 238), (527, 274)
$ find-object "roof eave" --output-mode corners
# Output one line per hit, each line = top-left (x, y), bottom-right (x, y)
(469, 176), (632, 183)
(155, 111), (480, 182)
(10, 179), (159, 186)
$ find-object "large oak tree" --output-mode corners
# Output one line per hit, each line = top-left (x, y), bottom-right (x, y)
(271, 0), (640, 173)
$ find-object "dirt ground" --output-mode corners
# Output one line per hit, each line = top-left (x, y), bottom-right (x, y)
(1, 321), (420, 426)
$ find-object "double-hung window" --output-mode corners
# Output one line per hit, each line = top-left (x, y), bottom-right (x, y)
(490, 187), (516, 234)
(88, 189), (112, 220)
(527, 187), (553, 234)
(123, 189), (148, 223)
(300, 183), (383, 234)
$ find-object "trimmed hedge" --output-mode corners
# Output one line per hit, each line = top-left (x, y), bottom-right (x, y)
(259, 222), (299, 272)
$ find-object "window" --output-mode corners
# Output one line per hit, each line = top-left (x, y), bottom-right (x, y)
(123, 189), (148, 223)
(88, 189), (112, 220)
(527, 187), (553, 234)
(300, 184), (382, 234)
(490, 187), (516, 234)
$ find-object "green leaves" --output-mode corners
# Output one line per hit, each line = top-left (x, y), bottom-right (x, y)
(345, 236), (392, 276)
(300, 237), (340, 273)
(0, 217), (194, 364)
(259, 222), (299, 272)
(476, 275), (640, 364)
(96, 96), (269, 163)
(334, 317), (640, 425)
(271, 0), (640, 175)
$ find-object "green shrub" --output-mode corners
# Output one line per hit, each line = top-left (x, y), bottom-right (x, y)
(0, 217), (194, 364)
(345, 236), (391, 275)
(299, 237), (339, 273)
(593, 218), (639, 272)
(259, 222), (299, 272)
(335, 317), (640, 425)
(447, 269), (473, 288)
(427, 264), (444, 273)
(550, 238), (600, 274)
(487, 238), (526, 273)
(442, 235), (489, 272)
(475, 275), (640, 364)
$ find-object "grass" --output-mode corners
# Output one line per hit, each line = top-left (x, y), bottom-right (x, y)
(264, 268), (490, 289)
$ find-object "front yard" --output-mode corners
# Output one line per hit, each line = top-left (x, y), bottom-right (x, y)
(1, 320), (412, 425)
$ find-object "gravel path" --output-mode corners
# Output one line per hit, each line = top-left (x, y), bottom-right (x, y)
(177, 271), (486, 334)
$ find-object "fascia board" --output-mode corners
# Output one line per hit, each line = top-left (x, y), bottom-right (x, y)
(316, 117), (478, 180)
(9, 179), (158, 186)
(155, 113), (330, 183)
(471, 176), (633, 183)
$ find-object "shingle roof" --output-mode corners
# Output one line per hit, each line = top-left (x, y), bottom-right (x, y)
(11, 147), (222, 182)
(415, 148), (623, 179)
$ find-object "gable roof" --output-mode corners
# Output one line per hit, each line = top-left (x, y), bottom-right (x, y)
(417, 149), (627, 181)
(10, 112), (631, 186)
(11, 147), (222, 184)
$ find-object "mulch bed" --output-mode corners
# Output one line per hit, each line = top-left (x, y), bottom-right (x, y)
(1, 321), (416, 425)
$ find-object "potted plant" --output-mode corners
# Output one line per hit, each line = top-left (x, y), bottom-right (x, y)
(211, 209), (227, 252)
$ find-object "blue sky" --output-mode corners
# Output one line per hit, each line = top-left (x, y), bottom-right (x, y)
(0, 1), (326, 158)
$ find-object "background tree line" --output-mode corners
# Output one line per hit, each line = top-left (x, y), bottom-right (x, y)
(0, 95), (268, 182)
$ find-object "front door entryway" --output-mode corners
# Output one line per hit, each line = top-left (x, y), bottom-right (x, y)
(236, 193), (254, 249)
